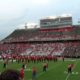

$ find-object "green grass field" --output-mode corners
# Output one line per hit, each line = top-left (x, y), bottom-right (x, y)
(0, 58), (80, 80)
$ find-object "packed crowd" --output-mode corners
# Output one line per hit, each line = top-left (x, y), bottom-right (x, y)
(0, 41), (80, 57)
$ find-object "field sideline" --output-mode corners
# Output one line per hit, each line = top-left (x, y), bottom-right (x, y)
(0, 58), (80, 80)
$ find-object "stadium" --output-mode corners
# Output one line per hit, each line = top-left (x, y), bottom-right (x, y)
(0, 14), (80, 80)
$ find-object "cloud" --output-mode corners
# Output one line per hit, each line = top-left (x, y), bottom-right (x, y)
(32, 0), (49, 4)
(0, 0), (80, 40)
(17, 24), (25, 29)
(0, 0), (30, 20)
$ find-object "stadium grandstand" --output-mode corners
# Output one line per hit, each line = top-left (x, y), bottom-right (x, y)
(0, 15), (80, 58)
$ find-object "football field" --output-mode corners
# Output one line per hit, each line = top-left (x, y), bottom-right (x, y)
(0, 58), (80, 80)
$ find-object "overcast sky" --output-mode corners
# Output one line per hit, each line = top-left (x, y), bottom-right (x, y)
(0, 0), (80, 40)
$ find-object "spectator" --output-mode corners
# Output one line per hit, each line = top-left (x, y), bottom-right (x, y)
(0, 69), (22, 80)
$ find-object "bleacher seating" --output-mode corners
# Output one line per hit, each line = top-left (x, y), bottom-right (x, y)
(0, 42), (80, 57)
(0, 26), (80, 57)
(2, 26), (80, 42)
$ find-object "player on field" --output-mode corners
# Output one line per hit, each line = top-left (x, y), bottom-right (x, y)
(21, 68), (24, 80)
(32, 67), (36, 80)
(22, 62), (27, 69)
(3, 60), (7, 69)
(62, 57), (64, 62)
(43, 63), (48, 72)
(68, 63), (74, 73)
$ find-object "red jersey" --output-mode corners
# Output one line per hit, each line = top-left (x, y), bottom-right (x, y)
(33, 68), (36, 72)
(71, 63), (74, 68)
(21, 68), (24, 79)
(62, 57), (64, 59)
(4, 61), (6, 64)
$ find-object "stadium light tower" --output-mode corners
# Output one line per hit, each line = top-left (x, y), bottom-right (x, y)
(78, 18), (80, 25)
(24, 23), (27, 29)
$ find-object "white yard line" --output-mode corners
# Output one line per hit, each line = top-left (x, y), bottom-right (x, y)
(65, 73), (70, 80)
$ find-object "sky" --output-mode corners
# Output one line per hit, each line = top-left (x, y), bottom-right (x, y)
(0, 0), (80, 40)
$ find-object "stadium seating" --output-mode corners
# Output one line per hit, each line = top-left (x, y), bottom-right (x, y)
(0, 41), (80, 57)
(0, 26), (80, 57)
(2, 26), (80, 42)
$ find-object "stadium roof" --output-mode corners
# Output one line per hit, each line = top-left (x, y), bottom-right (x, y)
(40, 14), (72, 20)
